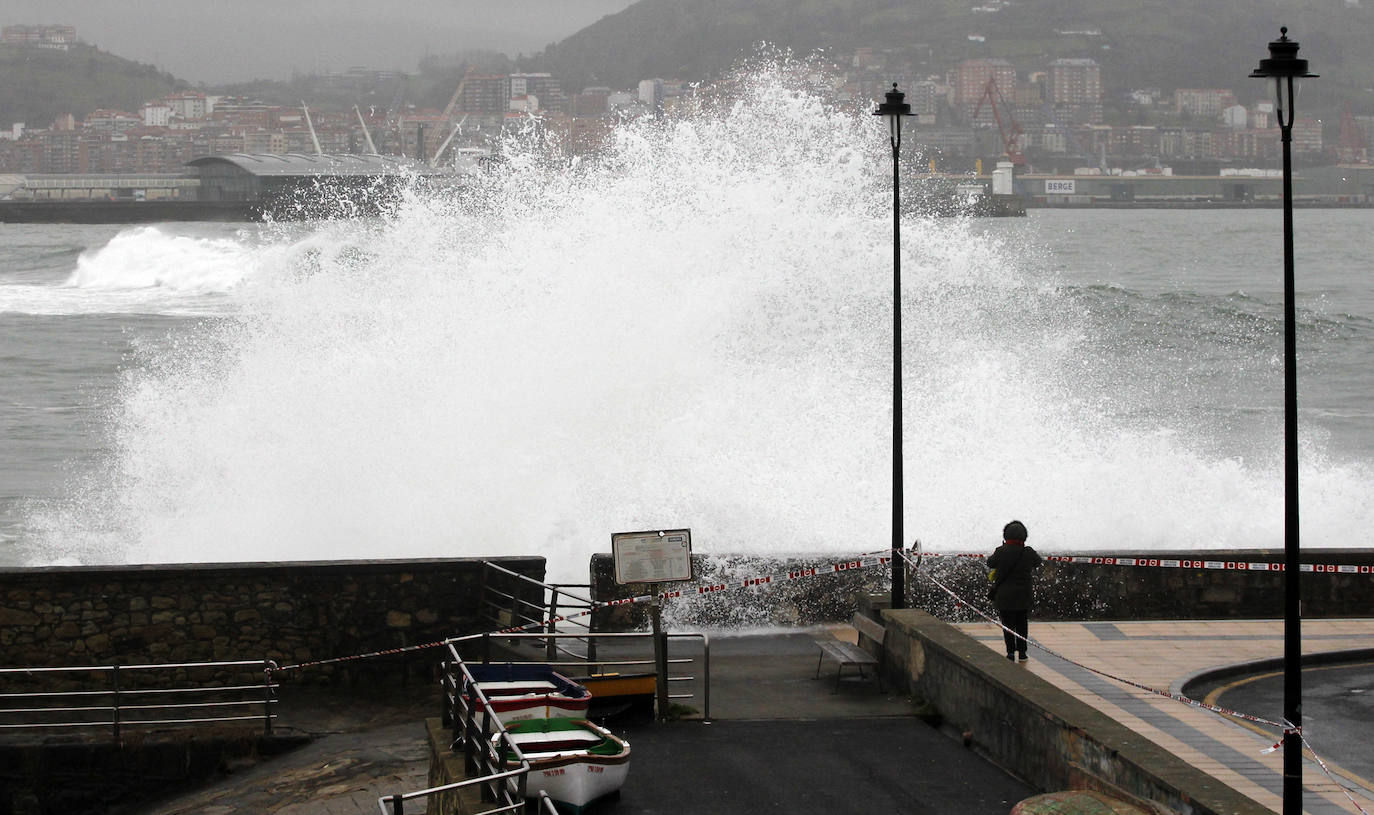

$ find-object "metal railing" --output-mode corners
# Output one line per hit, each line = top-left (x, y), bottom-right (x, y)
(378, 648), (535, 815)
(479, 561), (599, 663)
(377, 605), (711, 811)
(0, 660), (277, 744)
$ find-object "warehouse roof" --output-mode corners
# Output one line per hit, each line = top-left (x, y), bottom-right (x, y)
(186, 153), (444, 178)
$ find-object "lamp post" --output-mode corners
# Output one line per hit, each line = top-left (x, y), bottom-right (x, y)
(1250, 27), (1316, 814)
(874, 84), (914, 609)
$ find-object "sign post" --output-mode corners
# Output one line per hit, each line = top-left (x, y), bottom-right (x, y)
(612, 530), (692, 721)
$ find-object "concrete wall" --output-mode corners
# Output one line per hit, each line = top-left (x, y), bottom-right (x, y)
(876, 605), (1270, 815)
(0, 557), (545, 685)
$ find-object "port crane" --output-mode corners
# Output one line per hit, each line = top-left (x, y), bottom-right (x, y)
(971, 77), (1025, 166)
(1338, 103), (1368, 164)
(426, 66), (475, 162)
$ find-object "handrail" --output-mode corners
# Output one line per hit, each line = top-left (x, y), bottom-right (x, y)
(376, 766), (528, 815)
(378, 649), (536, 815)
(481, 561), (596, 606)
(0, 659), (271, 674)
(0, 659), (278, 742)
(479, 561), (599, 662)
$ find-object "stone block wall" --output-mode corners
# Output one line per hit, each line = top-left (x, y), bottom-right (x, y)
(589, 549), (1373, 630)
(912, 549), (1374, 622)
(0, 557), (545, 685)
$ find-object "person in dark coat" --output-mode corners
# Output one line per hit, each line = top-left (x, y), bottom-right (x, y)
(987, 520), (1043, 662)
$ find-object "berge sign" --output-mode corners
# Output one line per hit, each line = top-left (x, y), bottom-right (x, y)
(1045, 179), (1076, 194)
(612, 529), (693, 584)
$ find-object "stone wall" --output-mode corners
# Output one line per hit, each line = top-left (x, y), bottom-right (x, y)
(912, 549), (1374, 622)
(589, 549), (1374, 630)
(0, 557), (545, 685)
(877, 605), (1271, 815)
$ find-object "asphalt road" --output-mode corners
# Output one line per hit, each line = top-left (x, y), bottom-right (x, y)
(572, 631), (1035, 815)
(1199, 659), (1374, 783)
(586, 717), (1034, 815)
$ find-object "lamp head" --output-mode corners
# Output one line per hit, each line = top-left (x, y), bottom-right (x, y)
(873, 83), (915, 142)
(1250, 27), (1318, 80)
(873, 83), (914, 118)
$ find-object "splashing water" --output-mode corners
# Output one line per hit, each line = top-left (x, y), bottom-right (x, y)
(20, 60), (1374, 579)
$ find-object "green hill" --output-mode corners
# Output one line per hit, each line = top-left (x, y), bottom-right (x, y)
(0, 42), (187, 127)
(540, 0), (1374, 116)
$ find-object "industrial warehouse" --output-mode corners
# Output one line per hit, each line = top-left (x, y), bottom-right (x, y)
(0, 151), (459, 222)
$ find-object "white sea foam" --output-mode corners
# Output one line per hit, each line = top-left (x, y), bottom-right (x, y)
(66, 225), (261, 292)
(20, 60), (1374, 578)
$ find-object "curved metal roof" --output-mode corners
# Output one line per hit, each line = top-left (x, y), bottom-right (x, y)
(186, 153), (444, 177)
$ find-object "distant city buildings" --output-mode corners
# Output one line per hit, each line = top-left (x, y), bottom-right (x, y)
(0, 22), (1361, 176)
(1, 24), (77, 49)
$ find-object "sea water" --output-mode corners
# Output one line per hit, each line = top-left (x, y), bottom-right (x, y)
(1, 66), (1372, 581)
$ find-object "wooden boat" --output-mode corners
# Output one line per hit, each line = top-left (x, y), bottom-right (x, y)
(579, 671), (656, 719)
(492, 717), (631, 813)
(463, 663), (591, 727)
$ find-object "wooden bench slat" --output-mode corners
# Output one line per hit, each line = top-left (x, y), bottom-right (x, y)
(812, 614), (885, 692)
(815, 640), (876, 665)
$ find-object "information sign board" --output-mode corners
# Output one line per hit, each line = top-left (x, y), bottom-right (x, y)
(612, 529), (693, 584)
(1045, 179), (1077, 194)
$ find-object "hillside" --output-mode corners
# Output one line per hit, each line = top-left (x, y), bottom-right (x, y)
(541, 0), (1374, 116)
(0, 42), (186, 127)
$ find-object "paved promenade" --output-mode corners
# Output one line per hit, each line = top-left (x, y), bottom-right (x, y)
(138, 618), (1374, 814)
(960, 618), (1374, 815)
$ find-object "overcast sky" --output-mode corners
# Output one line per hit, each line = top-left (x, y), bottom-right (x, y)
(3, 0), (635, 83)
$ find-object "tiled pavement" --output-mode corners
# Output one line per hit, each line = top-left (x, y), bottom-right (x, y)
(959, 618), (1374, 815)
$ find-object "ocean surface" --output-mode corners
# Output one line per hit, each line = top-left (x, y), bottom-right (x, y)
(2, 74), (1371, 581)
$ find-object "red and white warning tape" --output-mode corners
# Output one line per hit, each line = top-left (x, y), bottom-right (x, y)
(904, 550), (1374, 811)
(270, 546), (1364, 674)
(902, 551), (1287, 729)
(1262, 727), (1374, 814)
(266, 546), (1373, 811)
(271, 551), (894, 672)
(493, 552), (894, 635)
(1300, 730), (1374, 815)
(916, 550), (1374, 574)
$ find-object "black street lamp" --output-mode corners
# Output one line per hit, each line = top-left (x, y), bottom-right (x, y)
(874, 84), (914, 609)
(1250, 27), (1316, 815)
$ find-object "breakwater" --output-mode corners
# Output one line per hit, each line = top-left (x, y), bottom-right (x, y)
(0, 200), (263, 223)
(590, 549), (1374, 630)
(0, 557), (544, 683)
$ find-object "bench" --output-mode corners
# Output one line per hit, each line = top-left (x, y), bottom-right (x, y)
(813, 614), (886, 692)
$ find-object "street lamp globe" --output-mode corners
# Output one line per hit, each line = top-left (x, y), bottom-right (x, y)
(1250, 27), (1318, 124)
(873, 83), (914, 145)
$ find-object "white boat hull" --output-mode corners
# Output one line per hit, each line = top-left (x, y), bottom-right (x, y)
(492, 718), (631, 812)
(525, 753), (630, 812)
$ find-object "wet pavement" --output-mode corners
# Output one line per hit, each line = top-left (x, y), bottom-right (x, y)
(130, 619), (1374, 815)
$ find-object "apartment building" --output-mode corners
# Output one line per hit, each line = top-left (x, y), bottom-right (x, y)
(956, 58), (1017, 124)
(1174, 89), (1239, 119)
(1048, 58), (1102, 124)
